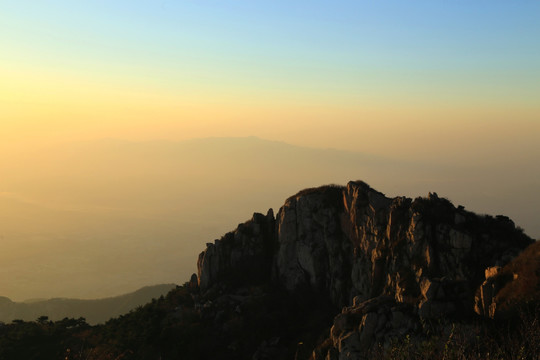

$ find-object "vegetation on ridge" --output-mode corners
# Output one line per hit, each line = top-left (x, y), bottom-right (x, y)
(0, 280), (538, 360)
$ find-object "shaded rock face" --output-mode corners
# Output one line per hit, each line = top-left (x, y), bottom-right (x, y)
(196, 180), (533, 358)
(274, 186), (351, 305)
(474, 241), (540, 319)
(197, 209), (275, 291)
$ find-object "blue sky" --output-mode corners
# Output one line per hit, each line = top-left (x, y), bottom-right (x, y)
(3, 1), (539, 86)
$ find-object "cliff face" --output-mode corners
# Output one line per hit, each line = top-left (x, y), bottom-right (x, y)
(197, 181), (534, 358)
(197, 210), (276, 291)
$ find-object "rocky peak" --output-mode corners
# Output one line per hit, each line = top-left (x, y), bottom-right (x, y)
(198, 181), (531, 305)
(196, 180), (534, 358)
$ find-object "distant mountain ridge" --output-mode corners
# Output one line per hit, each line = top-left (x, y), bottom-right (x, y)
(0, 284), (176, 325)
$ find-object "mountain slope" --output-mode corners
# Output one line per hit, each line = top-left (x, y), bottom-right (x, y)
(0, 181), (538, 359)
(0, 284), (176, 325)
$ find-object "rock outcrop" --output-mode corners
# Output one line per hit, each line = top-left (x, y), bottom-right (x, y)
(196, 181), (534, 359)
(197, 210), (275, 291)
(322, 295), (419, 359)
(474, 241), (540, 319)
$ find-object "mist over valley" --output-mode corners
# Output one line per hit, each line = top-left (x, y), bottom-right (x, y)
(1, 137), (537, 301)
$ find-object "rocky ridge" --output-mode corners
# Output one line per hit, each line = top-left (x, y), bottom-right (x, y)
(197, 181), (535, 359)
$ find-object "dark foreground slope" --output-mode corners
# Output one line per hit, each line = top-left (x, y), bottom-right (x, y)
(0, 181), (538, 360)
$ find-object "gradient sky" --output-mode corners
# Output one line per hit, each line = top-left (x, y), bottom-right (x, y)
(1, 1), (540, 301)
(1, 0), (539, 162)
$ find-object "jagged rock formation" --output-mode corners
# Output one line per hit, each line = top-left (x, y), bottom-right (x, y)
(197, 181), (534, 358)
(197, 210), (275, 291)
(322, 295), (419, 359)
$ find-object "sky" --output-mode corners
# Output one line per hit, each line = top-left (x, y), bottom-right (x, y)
(0, 1), (539, 300)
(1, 1), (539, 161)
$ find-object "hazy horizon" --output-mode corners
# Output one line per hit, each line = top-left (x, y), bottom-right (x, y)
(1, 1), (539, 301)
(1, 136), (538, 302)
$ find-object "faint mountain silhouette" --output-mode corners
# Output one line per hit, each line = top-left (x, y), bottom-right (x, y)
(0, 284), (176, 324)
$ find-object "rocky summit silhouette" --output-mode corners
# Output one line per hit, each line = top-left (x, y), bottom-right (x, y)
(0, 180), (537, 360)
(196, 180), (536, 359)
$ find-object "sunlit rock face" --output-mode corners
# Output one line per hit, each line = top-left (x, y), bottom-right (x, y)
(272, 181), (530, 309)
(474, 266), (502, 318)
(197, 180), (533, 358)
